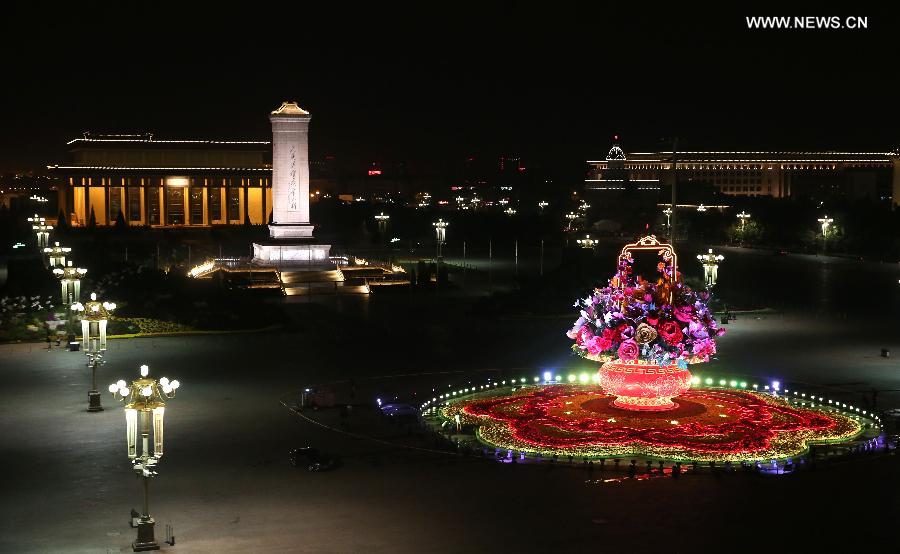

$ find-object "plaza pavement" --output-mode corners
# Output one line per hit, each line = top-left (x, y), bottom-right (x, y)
(1, 298), (898, 553)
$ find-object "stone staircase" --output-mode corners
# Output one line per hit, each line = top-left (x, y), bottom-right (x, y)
(280, 268), (370, 296)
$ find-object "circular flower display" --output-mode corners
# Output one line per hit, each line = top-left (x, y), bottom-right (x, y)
(446, 385), (862, 461)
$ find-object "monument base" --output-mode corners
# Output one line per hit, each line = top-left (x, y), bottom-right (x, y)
(268, 224), (315, 239)
(252, 241), (332, 267)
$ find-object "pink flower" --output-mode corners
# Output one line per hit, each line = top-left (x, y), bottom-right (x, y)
(586, 336), (610, 356)
(617, 339), (640, 361)
(692, 338), (717, 359)
(688, 320), (709, 340)
(674, 305), (694, 323)
(573, 325), (593, 345)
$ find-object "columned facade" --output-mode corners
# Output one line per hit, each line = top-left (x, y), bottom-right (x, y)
(586, 142), (898, 201)
(50, 134), (274, 227)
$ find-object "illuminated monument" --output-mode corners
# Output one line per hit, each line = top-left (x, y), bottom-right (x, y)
(253, 101), (331, 264)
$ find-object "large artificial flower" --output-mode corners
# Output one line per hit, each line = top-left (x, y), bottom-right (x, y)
(657, 320), (683, 345)
(692, 338), (717, 360)
(688, 320), (709, 340)
(575, 325), (593, 345)
(674, 305), (694, 323)
(634, 322), (658, 344)
(617, 339), (640, 361)
(616, 324), (635, 340)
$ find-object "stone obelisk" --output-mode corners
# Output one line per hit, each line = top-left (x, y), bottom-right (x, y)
(253, 101), (330, 265)
(269, 101), (313, 238)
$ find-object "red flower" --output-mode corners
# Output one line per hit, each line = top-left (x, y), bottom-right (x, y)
(657, 320), (683, 345)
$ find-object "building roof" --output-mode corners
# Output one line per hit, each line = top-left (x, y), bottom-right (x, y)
(47, 165), (271, 175)
(67, 135), (270, 149)
(606, 144), (626, 161)
(271, 101), (310, 116)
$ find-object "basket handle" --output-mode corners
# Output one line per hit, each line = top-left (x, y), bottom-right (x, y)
(617, 235), (678, 303)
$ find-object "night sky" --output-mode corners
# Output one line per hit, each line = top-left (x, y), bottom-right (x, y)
(2, 5), (898, 176)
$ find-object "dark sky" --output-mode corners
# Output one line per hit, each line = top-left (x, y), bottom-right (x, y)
(2, 4), (898, 175)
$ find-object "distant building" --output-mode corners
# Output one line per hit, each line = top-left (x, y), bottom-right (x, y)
(587, 140), (900, 202)
(49, 133), (273, 227)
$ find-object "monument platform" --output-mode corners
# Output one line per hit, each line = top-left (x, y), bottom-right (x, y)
(252, 240), (331, 267)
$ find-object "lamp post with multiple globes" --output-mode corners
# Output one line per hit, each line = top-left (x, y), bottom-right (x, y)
(374, 212), (390, 235)
(736, 211), (751, 245)
(53, 261), (88, 344)
(72, 292), (116, 412)
(577, 234), (597, 250)
(44, 241), (72, 269)
(433, 218), (448, 258)
(662, 207), (673, 236)
(697, 248), (725, 289)
(109, 364), (180, 552)
(818, 215), (834, 252)
(52, 261), (88, 307)
(27, 214), (53, 249)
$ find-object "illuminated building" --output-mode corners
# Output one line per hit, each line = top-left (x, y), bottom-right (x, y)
(587, 139), (900, 201)
(50, 133), (272, 227)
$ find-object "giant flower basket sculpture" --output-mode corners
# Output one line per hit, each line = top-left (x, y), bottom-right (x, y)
(567, 235), (724, 411)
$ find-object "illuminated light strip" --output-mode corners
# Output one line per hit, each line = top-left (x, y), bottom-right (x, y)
(67, 138), (270, 145)
(48, 165), (270, 172)
(590, 159), (893, 164)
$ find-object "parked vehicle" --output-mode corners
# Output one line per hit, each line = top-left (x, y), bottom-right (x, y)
(289, 447), (338, 472)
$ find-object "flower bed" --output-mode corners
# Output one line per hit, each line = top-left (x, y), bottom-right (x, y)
(445, 385), (863, 462)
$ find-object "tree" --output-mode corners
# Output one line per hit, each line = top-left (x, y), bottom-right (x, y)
(727, 220), (762, 245)
(114, 210), (127, 232)
(56, 209), (69, 232)
(88, 206), (97, 228)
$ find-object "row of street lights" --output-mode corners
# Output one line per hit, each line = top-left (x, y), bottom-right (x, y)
(28, 212), (175, 551)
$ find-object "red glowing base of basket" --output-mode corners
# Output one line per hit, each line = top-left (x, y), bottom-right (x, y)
(598, 361), (692, 412)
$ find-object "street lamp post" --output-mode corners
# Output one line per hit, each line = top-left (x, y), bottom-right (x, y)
(27, 214), (53, 249)
(736, 211), (751, 244)
(818, 215), (834, 252)
(109, 365), (180, 552)
(663, 207), (673, 236)
(374, 212), (390, 235)
(52, 261), (88, 307)
(697, 248), (724, 289)
(537, 200), (549, 214)
(503, 207), (517, 216)
(565, 212), (577, 231)
(44, 241), (72, 268)
(576, 234), (597, 250)
(433, 219), (448, 259)
(72, 292), (116, 412)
